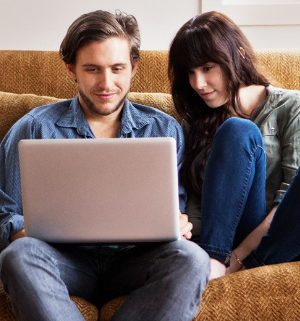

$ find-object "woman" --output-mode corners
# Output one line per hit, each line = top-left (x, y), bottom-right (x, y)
(168, 11), (300, 279)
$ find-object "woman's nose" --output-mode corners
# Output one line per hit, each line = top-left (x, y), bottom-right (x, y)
(195, 73), (207, 89)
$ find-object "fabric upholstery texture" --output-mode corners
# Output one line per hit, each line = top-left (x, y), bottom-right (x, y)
(256, 50), (300, 89)
(0, 283), (98, 321)
(1, 50), (299, 98)
(1, 49), (300, 321)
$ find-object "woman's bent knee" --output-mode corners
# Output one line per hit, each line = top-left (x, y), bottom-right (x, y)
(216, 117), (262, 142)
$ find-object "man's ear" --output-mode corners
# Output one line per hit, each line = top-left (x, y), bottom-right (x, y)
(65, 63), (77, 81)
(131, 61), (139, 79)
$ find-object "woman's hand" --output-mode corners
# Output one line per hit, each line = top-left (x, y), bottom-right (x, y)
(180, 213), (193, 239)
(226, 206), (277, 274)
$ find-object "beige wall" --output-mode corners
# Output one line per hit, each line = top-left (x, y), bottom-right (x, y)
(201, 0), (300, 49)
(0, 0), (198, 50)
(1, 0), (299, 50)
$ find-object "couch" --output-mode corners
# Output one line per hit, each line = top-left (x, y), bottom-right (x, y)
(1, 49), (300, 321)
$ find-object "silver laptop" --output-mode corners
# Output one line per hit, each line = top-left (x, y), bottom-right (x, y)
(18, 138), (180, 243)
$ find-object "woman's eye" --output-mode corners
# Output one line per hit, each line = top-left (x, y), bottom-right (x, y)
(203, 65), (213, 72)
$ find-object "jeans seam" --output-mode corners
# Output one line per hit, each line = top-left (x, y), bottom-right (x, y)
(225, 144), (265, 256)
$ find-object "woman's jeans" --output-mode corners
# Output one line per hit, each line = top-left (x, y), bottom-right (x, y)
(244, 167), (300, 267)
(0, 238), (209, 321)
(199, 117), (300, 268)
(199, 117), (267, 263)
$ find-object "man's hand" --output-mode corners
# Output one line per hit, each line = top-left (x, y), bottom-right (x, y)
(180, 214), (193, 240)
(10, 229), (26, 242)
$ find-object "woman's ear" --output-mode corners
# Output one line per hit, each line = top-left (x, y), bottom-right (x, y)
(238, 47), (246, 59)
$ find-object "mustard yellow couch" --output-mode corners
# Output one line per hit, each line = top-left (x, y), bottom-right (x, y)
(1, 50), (300, 321)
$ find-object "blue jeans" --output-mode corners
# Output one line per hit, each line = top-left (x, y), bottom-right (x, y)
(244, 167), (300, 268)
(0, 237), (209, 321)
(199, 118), (267, 263)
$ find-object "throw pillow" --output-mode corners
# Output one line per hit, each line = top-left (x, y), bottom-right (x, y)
(0, 91), (61, 141)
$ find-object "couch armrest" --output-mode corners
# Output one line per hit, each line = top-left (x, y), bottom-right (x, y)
(197, 261), (300, 320)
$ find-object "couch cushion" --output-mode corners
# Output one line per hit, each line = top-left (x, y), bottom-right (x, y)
(0, 91), (62, 141)
(0, 283), (98, 321)
(128, 92), (178, 120)
(0, 91), (177, 142)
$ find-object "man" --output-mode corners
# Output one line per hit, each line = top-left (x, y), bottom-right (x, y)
(0, 10), (209, 321)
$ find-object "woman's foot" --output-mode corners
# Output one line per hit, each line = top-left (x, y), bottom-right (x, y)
(209, 258), (226, 280)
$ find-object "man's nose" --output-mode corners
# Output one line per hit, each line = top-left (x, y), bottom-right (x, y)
(97, 70), (112, 89)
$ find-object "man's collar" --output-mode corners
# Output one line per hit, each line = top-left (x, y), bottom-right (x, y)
(121, 99), (150, 135)
(55, 97), (150, 137)
(56, 97), (93, 137)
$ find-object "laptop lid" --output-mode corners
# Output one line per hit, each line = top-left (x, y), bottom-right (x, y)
(18, 138), (180, 243)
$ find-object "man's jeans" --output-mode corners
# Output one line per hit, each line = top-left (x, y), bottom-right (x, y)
(199, 117), (267, 263)
(0, 238), (209, 321)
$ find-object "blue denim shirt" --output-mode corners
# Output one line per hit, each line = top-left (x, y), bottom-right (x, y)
(0, 97), (186, 250)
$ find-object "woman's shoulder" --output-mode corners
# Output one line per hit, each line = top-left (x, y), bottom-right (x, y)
(267, 85), (300, 104)
(263, 86), (300, 132)
(265, 85), (300, 114)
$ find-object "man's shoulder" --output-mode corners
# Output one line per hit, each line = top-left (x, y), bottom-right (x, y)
(2, 99), (73, 142)
(27, 99), (72, 119)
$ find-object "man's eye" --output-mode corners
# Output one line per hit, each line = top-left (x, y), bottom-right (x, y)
(86, 67), (97, 72)
(113, 66), (124, 72)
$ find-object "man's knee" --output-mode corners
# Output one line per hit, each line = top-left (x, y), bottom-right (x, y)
(167, 239), (210, 272)
(0, 237), (48, 275)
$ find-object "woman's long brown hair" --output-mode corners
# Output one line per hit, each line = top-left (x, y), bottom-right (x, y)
(168, 11), (269, 195)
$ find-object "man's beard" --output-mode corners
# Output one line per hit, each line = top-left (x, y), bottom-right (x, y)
(78, 89), (128, 117)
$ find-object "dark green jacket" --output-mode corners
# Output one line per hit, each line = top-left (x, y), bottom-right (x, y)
(187, 86), (300, 237)
(254, 86), (300, 212)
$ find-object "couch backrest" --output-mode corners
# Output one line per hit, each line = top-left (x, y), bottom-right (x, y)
(1, 50), (300, 99)
(0, 50), (170, 98)
(1, 49), (300, 142)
